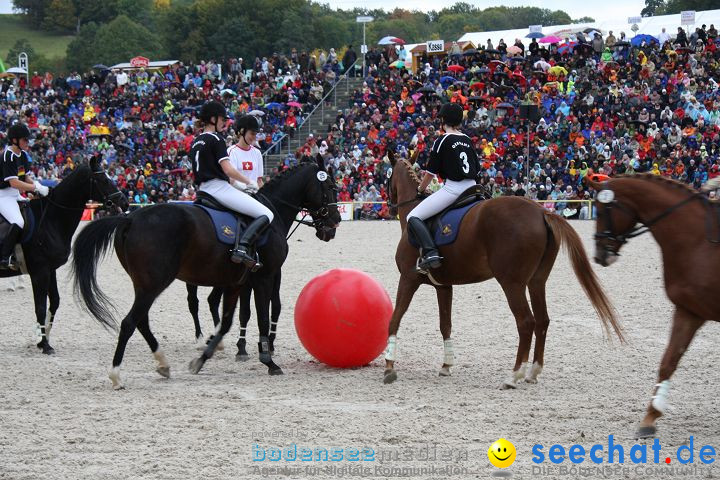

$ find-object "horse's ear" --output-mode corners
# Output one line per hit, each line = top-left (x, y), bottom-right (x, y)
(89, 155), (100, 172)
(387, 148), (397, 167)
(409, 148), (420, 164)
(316, 153), (325, 172)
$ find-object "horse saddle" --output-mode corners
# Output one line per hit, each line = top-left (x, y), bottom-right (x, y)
(409, 184), (489, 249)
(0, 201), (35, 245)
(193, 192), (269, 247)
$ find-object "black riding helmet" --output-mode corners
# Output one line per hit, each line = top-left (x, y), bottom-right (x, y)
(235, 114), (261, 134)
(198, 101), (228, 130)
(7, 123), (31, 144)
(235, 114), (262, 146)
(438, 103), (464, 128)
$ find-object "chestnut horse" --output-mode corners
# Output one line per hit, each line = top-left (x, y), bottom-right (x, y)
(589, 173), (719, 438)
(384, 155), (624, 386)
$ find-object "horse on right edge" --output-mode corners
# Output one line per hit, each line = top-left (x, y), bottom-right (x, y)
(589, 173), (720, 438)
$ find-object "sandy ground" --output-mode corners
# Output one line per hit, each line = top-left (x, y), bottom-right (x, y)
(0, 220), (719, 480)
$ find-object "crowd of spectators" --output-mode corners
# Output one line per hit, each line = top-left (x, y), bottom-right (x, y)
(283, 22), (720, 219)
(1, 50), (353, 204)
(4, 22), (720, 220)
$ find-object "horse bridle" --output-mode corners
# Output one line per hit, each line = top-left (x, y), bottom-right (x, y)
(258, 180), (338, 240)
(594, 188), (703, 255)
(43, 170), (124, 211)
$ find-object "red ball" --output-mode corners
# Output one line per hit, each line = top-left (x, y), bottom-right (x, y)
(294, 269), (392, 368)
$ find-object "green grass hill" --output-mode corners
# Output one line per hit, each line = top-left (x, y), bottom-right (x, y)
(0, 14), (74, 62)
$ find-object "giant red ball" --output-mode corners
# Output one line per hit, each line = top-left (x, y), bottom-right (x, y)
(294, 269), (392, 368)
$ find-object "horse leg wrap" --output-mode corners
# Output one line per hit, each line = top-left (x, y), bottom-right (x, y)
(153, 350), (169, 369)
(258, 336), (272, 363)
(443, 338), (455, 366)
(651, 380), (671, 413)
(35, 324), (46, 345)
(385, 335), (398, 362)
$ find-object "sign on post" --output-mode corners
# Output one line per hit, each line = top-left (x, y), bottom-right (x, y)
(361, 44), (368, 54)
(529, 25), (542, 33)
(130, 56), (149, 68)
(628, 16), (642, 25)
(426, 40), (445, 54)
(18, 52), (28, 71)
(681, 11), (695, 25)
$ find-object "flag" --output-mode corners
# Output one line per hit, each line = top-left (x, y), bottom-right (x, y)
(0, 58), (5, 73)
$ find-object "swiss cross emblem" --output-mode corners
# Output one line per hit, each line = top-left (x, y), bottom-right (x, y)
(242, 161), (253, 170)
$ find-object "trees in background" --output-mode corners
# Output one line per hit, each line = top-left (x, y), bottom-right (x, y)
(10, 0), (589, 72)
(643, 0), (719, 16)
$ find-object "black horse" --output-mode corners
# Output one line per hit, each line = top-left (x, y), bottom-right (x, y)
(0, 157), (127, 354)
(72, 160), (340, 389)
(186, 274), (281, 360)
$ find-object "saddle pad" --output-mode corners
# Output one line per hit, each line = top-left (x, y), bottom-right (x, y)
(408, 200), (482, 249)
(194, 205), (269, 247)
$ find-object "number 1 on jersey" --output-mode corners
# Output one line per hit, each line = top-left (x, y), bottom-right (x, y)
(195, 151), (200, 172)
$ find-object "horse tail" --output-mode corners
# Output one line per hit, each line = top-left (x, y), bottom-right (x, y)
(72, 215), (131, 331)
(543, 212), (625, 343)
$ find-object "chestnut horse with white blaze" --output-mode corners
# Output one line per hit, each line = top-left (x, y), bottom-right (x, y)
(384, 153), (624, 386)
(589, 173), (720, 438)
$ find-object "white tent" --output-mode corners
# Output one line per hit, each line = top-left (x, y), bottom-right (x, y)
(458, 9), (720, 47)
(5, 67), (27, 75)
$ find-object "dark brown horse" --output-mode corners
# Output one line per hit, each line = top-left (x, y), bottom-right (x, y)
(589, 173), (719, 438)
(384, 154), (624, 386)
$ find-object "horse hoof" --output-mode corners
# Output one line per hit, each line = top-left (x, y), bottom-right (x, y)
(38, 344), (55, 355)
(269, 366), (284, 376)
(439, 367), (451, 377)
(188, 358), (205, 375)
(235, 353), (250, 362)
(635, 426), (657, 439)
(525, 377), (538, 384)
(156, 366), (171, 379)
(112, 384), (125, 391)
(383, 369), (397, 384)
(501, 380), (518, 389)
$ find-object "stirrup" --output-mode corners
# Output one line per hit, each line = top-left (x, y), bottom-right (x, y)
(416, 252), (442, 273)
(0, 256), (17, 271)
(231, 248), (262, 271)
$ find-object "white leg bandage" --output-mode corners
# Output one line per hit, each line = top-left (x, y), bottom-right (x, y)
(516, 362), (529, 381)
(153, 350), (169, 369)
(651, 380), (671, 413)
(109, 366), (123, 390)
(443, 338), (455, 366)
(385, 335), (398, 362)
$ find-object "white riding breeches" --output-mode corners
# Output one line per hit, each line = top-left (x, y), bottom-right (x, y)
(0, 188), (24, 227)
(407, 179), (476, 221)
(199, 179), (274, 222)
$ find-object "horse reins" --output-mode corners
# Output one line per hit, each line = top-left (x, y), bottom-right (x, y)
(595, 190), (705, 252)
(36, 170), (124, 232)
(258, 185), (338, 241)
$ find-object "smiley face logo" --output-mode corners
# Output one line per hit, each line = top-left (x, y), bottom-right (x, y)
(488, 438), (516, 468)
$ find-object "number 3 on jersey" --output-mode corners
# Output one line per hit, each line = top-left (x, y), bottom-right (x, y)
(460, 151), (469, 174)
